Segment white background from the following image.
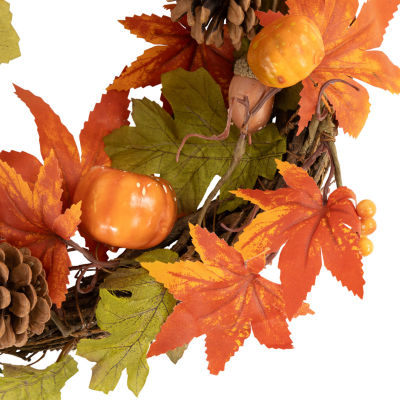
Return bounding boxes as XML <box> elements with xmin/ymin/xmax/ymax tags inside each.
<box><xmin>1</xmin><ymin>1</ymin><xmax>400</xmax><ymax>399</ymax></box>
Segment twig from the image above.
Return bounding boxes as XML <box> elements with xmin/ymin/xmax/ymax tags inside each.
<box><xmin>302</xmin><ymin>143</ymin><xmax>327</xmax><ymax>170</ymax></box>
<box><xmin>50</xmin><ymin>310</ymin><xmax>73</xmax><ymax>337</ymax></box>
<box><xmin>322</xmin><ymin>157</ymin><xmax>335</xmax><ymax>203</ymax></box>
<box><xmin>63</xmin><ymin>238</ymin><xmax>119</xmax><ymax>269</ymax></box>
<box><xmin>316</xmin><ymin>78</ymin><xmax>359</xmax><ymax>121</ymax></box>
<box><xmin>325</xmin><ymin>140</ymin><xmax>343</xmax><ymax>187</ymax></box>
<box><xmin>26</xmin><ymin>351</ymin><xmax>47</xmax><ymax>366</ymax></box>
<box><xmin>221</xmin><ymin>205</ymin><xmax>259</xmax><ymax>233</ymax></box>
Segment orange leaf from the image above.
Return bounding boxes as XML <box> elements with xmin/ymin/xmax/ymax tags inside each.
<box><xmin>11</xmin><ymin>86</ymin><xmax>129</xmax><ymax>260</ymax></box>
<box><xmin>233</xmin><ymin>160</ymin><xmax>364</xmax><ymax>319</ymax></box>
<box><xmin>0</xmin><ymin>151</ymin><xmax>81</xmax><ymax>306</ymax></box>
<box><xmin>283</xmin><ymin>0</ymin><xmax>400</xmax><ymax>136</ymax></box>
<box><xmin>0</xmin><ymin>150</ymin><xmax>41</xmax><ymax>187</ymax></box>
<box><xmin>141</xmin><ymin>224</ymin><xmax>311</xmax><ymax>375</ymax></box>
<box><xmin>13</xmin><ymin>85</ymin><xmax>82</xmax><ymax>204</ymax></box>
<box><xmin>108</xmin><ymin>14</ymin><xmax>234</xmax><ymax>103</ymax></box>
<box><xmin>80</xmin><ymin>90</ymin><xmax>130</xmax><ymax>177</ymax></box>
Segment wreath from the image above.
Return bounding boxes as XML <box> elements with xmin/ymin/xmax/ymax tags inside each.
<box><xmin>0</xmin><ymin>0</ymin><xmax>398</xmax><ymax>398</ymax></box>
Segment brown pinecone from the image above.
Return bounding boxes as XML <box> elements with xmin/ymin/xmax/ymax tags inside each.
<box><xmin>168</xmin><ymin>0</ymin><xmax>261</xmax><ymax>49</ymax></box>
<box><xmin>0</xmin><ymin>242</ymin><xmax>51</xmax><ymax>349</ymax></box>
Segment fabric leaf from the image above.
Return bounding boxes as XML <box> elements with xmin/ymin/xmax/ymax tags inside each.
<box><xmin>0</xmin><ymin>150</ymin><xmax>41</xmax><ymax>186</ymax></box>
<box><xmin>13</xmin><ymin>85</ymin><xmax>82</xmax><ymax>204</ymax></box>
<box><xmin>233</xmin><ymin>160</ymin><xmax>364</xmax><ymax>318</ymax></box>
<box><xmin>0</xmin><ymin>151</ymin><xmax>81</xmax><ymax>306</ymax></box>
<box><xmin>80</xmin><ymin>90</ymin><xmax>130</xmax><ymax>177</ymax></box>
<box><xmin>259</xmin><ymin>0</ymin><xmax>400</xmax><ymax>137</ymax></box>
<box><xmin>0</xmin><ymin>356</ymin><xmax>78</xmax><ymax>400</ymax></box>
<box><xmin>105</xmin><ymin>68</ymin><xmax>286</xmax><ymax>213</ymax></box>
<box><xmin>108</xmin><ymin>14</ymin><xmax>234</xmax><ymax>103</ymax></box>
<box><xmin>76</xmin><ymin>250</ymin><xmax>177</xmax><ymax>396</ymax></box>
<box><xmin>0</xmin><ymin>0</ymin><xmax>20</xmax><ymax>64</ymax></box>
<box><xmin>141</xmin><ymin>224</ymin><xmax>312</xmax><ymax>375</ymax></box>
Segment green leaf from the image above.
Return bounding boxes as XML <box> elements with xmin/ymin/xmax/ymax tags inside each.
<box><xmin>166</xmin><ymin>344</ymin><xmax>189</xmax><ymax>364</ymax></box>
<box><xmin>275</xmin><ymin>82</ymin><xmax>303</xmax><ymax>111</ymax></box>
<box><xmin>76</xmin><ymin>249</ymin><xmax>177</xmax><ymax>397</ymax></box>
<box><xmin>0</xmin><ymin>0</ymin><xmax>20</xmax><ymax>64</ymax></box>
<box><xmin>105</xmin><ymin>68</ymin><xmax>286</xmax><ymax>213</ymax></box>
<box><xmin>0</xmin><ymin>356</ymin><xmax>78</xmax><ymax>400</ymax></box>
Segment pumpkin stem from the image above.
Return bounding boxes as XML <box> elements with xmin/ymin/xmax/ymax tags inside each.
<box><xmin>316</xmin><ymin>78</ymin><xmax>359</xmax><ymax>121</ymax></box>
<box><xmin>175</xmin><ymin>97</ymin><xmax>237</xmax><ymax>162</ymax></box>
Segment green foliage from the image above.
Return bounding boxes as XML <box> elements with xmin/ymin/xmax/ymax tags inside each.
<box><xmin>105</xmin><ymin>68</ymin><xmax>286</xmax><ymax>213</ymax></box>
<box><xmin>0</xmin><ymin>356</ymin><xmax>78</xmax><ymax>400</ymax></box>
<box><xmin>275</xmin><ymin>82</ymin><xmax>303</xmax><ymax>111</ymax></box>
<box><xmin>166</xmin><ymin>344</ymin><xmax>189</xmax><ymax>364</ymax></box>
<box><xmin>76</xmin><ymin>250</ymin><xmax>178</xmax><ymax>397</ymax></box>
<box><xmin>0</xmin><ymin>0</ymin><xmax>20</xmax><ymax>64</ymax></box>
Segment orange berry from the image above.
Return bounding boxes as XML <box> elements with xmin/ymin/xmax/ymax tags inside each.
<box><xmin>361</xmin><ymin>218</ymin><xmax>376</xmax><ymax>235</ymax></box>
<box><xmin>359</xmin><ymin>236</ymin><xmax>373</xmax><ymax>257</ymax></box>
<box><xmin>356</xmin><ymin>199</ymin><xmax>376</xmax><ymax>219</ymax></box>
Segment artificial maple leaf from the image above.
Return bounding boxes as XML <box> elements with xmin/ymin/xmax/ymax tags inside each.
<box><xmin>9</xmin><ymin>85</ymin><xmax>129</xmax><ymax>260</ymax></box>
<box><xmin>0</xmin><ymin>151</ymin><xmax>81</xmax><ymax>307</ymax></box>
<box><xmin>13</xmin><ymin>85</ymin><xmax>130</xmax><ymax>207</ymax></box>
<box><xmin>233</xmin><ymin>160</ymin><xmax>364</xmax><ymax>319</ymax></box>
<box><xmin>0</xmin><ymin>150</ymin><xmax>41</xmax><ymax>187</ymax></box>
<box><xmin>258</xmin><ymin>0</ymin><xmax>400</xmax><ymax>137</ymax></box>
<box><xmin>108</xmin><ymin>14</ymin><xmax>234</xmax><ymax>104</ymax></box>
<box><xmin>0</xmin><ymin>0</ymin><xmax>20</xmax><ymax>64</ymax></box>
<box><xmin>0</xmin><ymin>356</ymin><xmax>78</xmax><ymax>400</ymax></box>
<box><xmin>105</xmin><ymin>68</ymin><xmax>285</xmax><ymax>214</ymax></box>
<box><xmin>140</xmin><ymin>224</ymin><xmax>312</xmax><ymax>375</ymax></box>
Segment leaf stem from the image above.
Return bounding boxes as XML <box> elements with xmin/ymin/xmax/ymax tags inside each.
<box><xmin>196</xmin><ymin>133</ymin><xmax>247</xmax><ymax>225</ymax></box>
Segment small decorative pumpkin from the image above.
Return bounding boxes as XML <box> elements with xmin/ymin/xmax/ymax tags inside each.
<box><xmin>247</xmin><ymin>15</ymin><xmax>325</xmax><ymax>88</ymax></box>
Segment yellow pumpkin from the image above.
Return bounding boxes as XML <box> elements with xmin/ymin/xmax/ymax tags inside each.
<box><xmin>247</xmin><ymin>15</ymin><xmax>325</xmax><ymax>88</ymax></box>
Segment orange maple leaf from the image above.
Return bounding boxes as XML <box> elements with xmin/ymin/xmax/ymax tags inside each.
<box><xmin>108</xmin><ymin>14</ymin><xmax>234</xmax><ymax>104</ymax></box>
<box><xmin>0</xmin><ymin>86</ymin><xmax>129</xmax><ymax>303</ymax></box>
<box><xmin>141</xmin><ymin>224</ymin><xmax>312</xmax><ymax>375</ymax></box>
<box><xmin>10</xmin><ymin>85</ymin><xmax>130</xmax><ymax>207</ymax></box>
<box><xmin>233</xmin><ymin>160</ymin><xmax>364</xmax><ymax>319</ymax></box>
<box><xmin>0</xmin><ymin>151</ymin><xmax>81</xmax><ymax>307</ymax></box>
<box><xmin>258</xmin><ymin>0</ymin><xmax>400</xmax><ymax>137</ymax></box>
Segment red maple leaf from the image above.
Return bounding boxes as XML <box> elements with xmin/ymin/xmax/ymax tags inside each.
<box><xmin>108</xmin><ymin>14</ymin><xmax>234</xmax><ymax>104</ymax></box>
<box><xmin>233</xmin><ymin>160</ymin><xmax>364</xmax><ymax>318</ymax></box>
<box><xmin>0</xmin><ymin>86</ymin><xmax>129</xmax><ymax>304</ymax></box>
<box><xmin>140</xmin><ymin>224</ymin><xmax>312</xmax><ymax>375</ymax></box>
<box><xmin>258</xmin><ymin>0</ymin><xmax>400</xmax><ymax>137</ymax></box>
<box><xmin>0</xmin><ymin>151</ymin><xmax>81</xmax><ymax>307</ymax></box>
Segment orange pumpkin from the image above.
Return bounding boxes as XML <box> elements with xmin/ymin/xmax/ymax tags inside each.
<box><xmin>247</xmin><ymin>15</ymin><xmax>325</xmax><ymax>88</ymax></box>
<box><xmin>73</xmin><ymin>166</ymin><xmax>177</xmax><ymax>249</ymax></box>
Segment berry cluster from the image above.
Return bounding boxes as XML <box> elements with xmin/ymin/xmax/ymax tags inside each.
<box><xmin>356</xmin><ymin>200</ymin><xmax>376</xmax><ymax>256</ymax></box>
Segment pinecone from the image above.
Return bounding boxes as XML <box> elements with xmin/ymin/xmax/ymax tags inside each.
<box><xmin>168</xmin><ymin>0</ymin><xmax>261</xmax><ymax>49</ymax></box>
<box><xmin>0</xmin><ymin>242</ymin><xmax>52</xmax><ymax>349</ymax></box>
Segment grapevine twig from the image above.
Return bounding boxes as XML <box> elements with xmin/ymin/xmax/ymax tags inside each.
<box><xmin>325</xmin><ymin>140</ymin><xmax>343</xmax><ymax>187</ymax></box>
<box><xmin>221</xmin><ymin>205</ymin><xmax>259</xmax><ymax>233</ymax></box>
<box><xmin>302</xmin><ymin>143</ymin><xmax>327</xmax><ymax>170</ymax></box>
<box><xmin>316</xmin><ymin>78</ymin><xmax>359</xmax><ymax>121</ymax></box>
<box><xmin>63</xmin><ymin>238</ymin><xmax>119</xmax><ymax>269</ymax></box>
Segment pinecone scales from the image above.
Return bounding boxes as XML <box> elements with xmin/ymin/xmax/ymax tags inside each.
<box><xmin>168</xmin><ymin>0</ymin><xmax>261</xmax><ymax>49</ymax></box>
<box><xmin>0</xmin><ymin>243</ymin><xmax>52</xmax><ymax>349</ymax></box>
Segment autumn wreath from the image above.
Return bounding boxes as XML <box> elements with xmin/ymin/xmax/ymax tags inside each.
<box><xmin>0</xmin><ymin>0</ymin><xmax>398</xmax><ymax>397</ymax></box>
